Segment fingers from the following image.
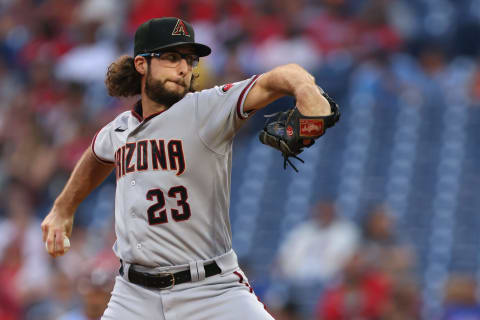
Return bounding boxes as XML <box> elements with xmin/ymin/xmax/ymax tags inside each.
<box><xmin>45</xmin><ymin>229</ymin><xmax>55</xmax><ymax>257</ymax></box>
<box><xmin>45</xmin><ymin>229</ymin><xmax>68</xmax><ymax>258</ymax></box>
<box><xmin>41</xmin><ymin>222</ymin><xmax>47</xmax><ymax>243</ymax></box>
<box><xmin>42</xmin><ymin>216</ymin><xmax>55</xmax><ymax>257</ymax></box>
<box><xmin>41</xmin><ymin>209</ymin><xmax>73</xmax><ymax>257</ymax></box>
<box><xmin>54</xmin><ymin>230</ymin><xmax>65</xmax><ymax>256</ymax></box>
<box><xmin>66</xmin><ymin>224</ymin><xmax>73</xmax><ymax>238</ymax></box>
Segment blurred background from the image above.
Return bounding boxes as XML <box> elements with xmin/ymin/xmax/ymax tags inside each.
<box><xmin>1</xmin><ymin>0</ymin><xmax>480</xmax><ymax>319</ymax></box>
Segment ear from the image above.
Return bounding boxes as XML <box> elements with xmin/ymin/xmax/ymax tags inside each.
<box><xmin>134</xmin><ymin>56</ymin><xmax>147</xmax><ymax>75</ymax></box>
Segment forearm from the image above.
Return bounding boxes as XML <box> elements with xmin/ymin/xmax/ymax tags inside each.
<box><xmin>54</xmin><ymin>148</ymin><xmax>114</xmax><ymax>214</ymax></box>
<box><xmin>245</xmin><ymin>64</ymin><xmax>331</xmax><ymax>116</ymax></box>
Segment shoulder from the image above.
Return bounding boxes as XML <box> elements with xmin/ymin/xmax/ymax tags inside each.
<box><xmin>104</xmin><ymin>110</ymin><xmax>132</xmax><ymax>129</ymax></box>
<box><xmin>333</xmin><ymin>219</ymin><xmax>359</xmax><ymax>232</ymax></box>
<box><xmin>181</xmin><ymin>91</ymin><xmax>197</xmax><ymax>103</ymax></box>
<box><xmin>191</xmin><ymin>86</ymin><xmax>222</xmax><ymax>98</ymax></box>
<box><xmin>195</xmin><ymin>76</ymin><xmax>259</xmax><ymax>98</ymax></box>
<box><xmin>93</xmin><ymin>110</ymin><xmax>132</xmax><ymax>138</ymax></box>
<box><xmin>285</xmin><ymin>222</ymin><xmax>316</xmax><ymax>238</ymax></box>
<box><xmin>114</xmin><ymin>110</ymin><xmax>133</xmax><ymax>123</ymax></box>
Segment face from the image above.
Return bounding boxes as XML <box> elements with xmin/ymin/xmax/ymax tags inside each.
<box><xmin>368</xmin><ymin>210</ymin><xmax>392</xmax><ymax>239</ymax></box>
<box><xmin>312</xmin><ymin>202</ymin><xmax>336</xmax><ymax>227</ymax></box>
<box><xmin>144</xmin><ymin>45</ymin><xmax>197</xmax><ymax>107</ymax></box>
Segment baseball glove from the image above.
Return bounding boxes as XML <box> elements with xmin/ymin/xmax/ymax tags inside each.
<box><xmin>258</xmin><ymin>88</ymin><xmax>340</xmax><ymax>172</ymax></box>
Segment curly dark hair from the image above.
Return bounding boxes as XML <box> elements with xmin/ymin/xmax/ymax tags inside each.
<box><xmin>105</xmin><ymin>55</ymin><xmax>199</xmax><ymax>97</ymax></box>
<box><xmin>105</xmin><ymin>55</ymin><xmax>141</xmax><ymax>97</ymax></box>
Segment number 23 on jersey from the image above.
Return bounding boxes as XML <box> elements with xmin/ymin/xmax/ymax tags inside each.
<box><xmin>146</xmin><ymin>186</ymin><xmax>191</xmax><ymax>225</ymax></box>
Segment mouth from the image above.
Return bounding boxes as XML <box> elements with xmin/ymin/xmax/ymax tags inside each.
<box><xmin>167</xmin><ymin>80</ymin><xmax>186</xmax><ymax>88</ymax></box>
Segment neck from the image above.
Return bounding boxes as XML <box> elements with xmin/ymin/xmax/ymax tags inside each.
<box><xmin>140</xmin><ymin>91</ymin><xmax>168</xmax><ymax>119</ymax></box>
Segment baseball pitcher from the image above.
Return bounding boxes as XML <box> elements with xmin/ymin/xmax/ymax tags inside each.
<box><xmin>41</xmin><ymin>17</ymin><xmax>340</xmax><ymax>320</ymax></box>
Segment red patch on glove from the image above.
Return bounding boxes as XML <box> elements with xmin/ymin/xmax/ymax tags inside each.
<box><xmin>300</xmin><ymin>119</ymin><xmax>324</xmax><ymax>137</ymax></box>
<box><xmin>286</xmin><ymin>126</ymin><xmax>294</xmax><ymax>136</ymax></box>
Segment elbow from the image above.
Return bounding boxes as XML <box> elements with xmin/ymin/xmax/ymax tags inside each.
<box><xmin>255</xmin><ymin>63</ymin><xmax>317</xmax><ymax>102</ymax></box>
<box><xmin>277</xmin><ymin>63</ymin><xmax>316</xmax><ymax>84</ymax></box>
<box><xmin>281</xmin><ymin>63</ymin><xmax>304</xmax><ymax>71</ymax></box>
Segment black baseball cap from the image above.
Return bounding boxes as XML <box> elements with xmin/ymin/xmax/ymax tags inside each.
<box><xmin>134</xmin><ymin>17</ymin><xmax>211</xmax><ymax>57</ymax></box>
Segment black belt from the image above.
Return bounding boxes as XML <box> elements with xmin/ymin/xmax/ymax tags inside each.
<box><xmin>119</xmin><ymin>260</ymin><xmax>221</xmax><ymax>289</ymax></box>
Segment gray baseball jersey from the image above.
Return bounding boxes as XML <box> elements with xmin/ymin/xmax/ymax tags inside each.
<box><xmin>92</xmin><ymin>75</ymin><xmax>260</xmax><ymax>268</ymax></box>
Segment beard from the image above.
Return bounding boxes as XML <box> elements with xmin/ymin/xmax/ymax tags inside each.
<box><xmin>144</xmin><ymin>69</ymin><xmax>188</xmax><ymax>108</ymax></box>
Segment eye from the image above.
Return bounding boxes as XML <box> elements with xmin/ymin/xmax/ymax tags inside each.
<box><xmin>186</xmin><ymin>55</ymin><xmax>199</xmax><ymax>67</ymax></box>
<box><xmin>161</xmin><ymin>53</ymin><xmax>181</xmax><ymax>62</ymax></box>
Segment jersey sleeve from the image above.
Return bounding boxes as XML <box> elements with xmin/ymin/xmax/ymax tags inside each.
<box><xmin>195</xmin><ymin>74</ymin><xmax>261</xmax><ymax>154</ymax></box>
<box><xmin>91</xmin><ymin>122</ymin><xmax>115</xmax><ymax>164</ymax></box>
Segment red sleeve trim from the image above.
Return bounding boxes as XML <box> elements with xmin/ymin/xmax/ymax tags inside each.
<box><xmin>91</xmin><ymin>131</ymin><xmax>115</xmax><ymax>164</ymax></box>
<box><xmin>236</xmin><ymin>74</ymin><xmax>260</xmax><ymax>120</ymax></box>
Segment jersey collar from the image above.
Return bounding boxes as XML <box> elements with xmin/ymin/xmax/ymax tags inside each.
<box><xmin>131</xmin><ymin>100</ymin><xmax>143</xmax><ymax>122</ymax></box>
<box><xmin>131</xmin><ymin>99</ymin><xmax>168</xmax><ymax>123</ymax></box>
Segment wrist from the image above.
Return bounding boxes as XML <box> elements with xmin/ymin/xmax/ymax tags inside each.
<box><xmin>295</xmin><ymin>85</ymin><xmax>330</xmax><ymax>116</ymax></box>
<box><xmin>53</xmin><ymin>197</ymin><xmax>78</xmax><ymax>216</ymax></box>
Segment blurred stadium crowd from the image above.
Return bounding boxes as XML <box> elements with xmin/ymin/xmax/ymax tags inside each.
<box><xmin>1</xmin><ymin>0</ymin><xmax>480</xmax><ymax>319</ymax></box>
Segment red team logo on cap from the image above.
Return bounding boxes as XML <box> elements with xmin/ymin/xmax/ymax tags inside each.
<box><xmin>300</xmin><ymin>119</ymin><xmax>324</xmax><ymax>137</ymax></box>
<box><xmin>222</xmin><ymin>83</ymin><xmax>233</xmax><ymax>92</ymax></box>
<box><xmin>172</xmin><ymin>19</ymin><xmax>190</xmax><ymax>37</ymax></box>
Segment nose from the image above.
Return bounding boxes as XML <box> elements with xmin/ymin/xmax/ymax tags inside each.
<box><xmin>177</xmin><ymin>58</ymin><xmax>189</xmax><ymax>75</ymax></box>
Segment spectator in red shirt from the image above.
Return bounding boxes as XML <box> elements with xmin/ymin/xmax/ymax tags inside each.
<box><xmin>315</xmin><ymin>248</ymin><xmax>391</xmax><ymax>320</ymax></box>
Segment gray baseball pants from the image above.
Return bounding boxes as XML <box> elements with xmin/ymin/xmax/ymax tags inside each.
<box><xmin>101</xmin><ymin>251</ymin><xmax>274</xmax><ymax>320</ymax></box>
